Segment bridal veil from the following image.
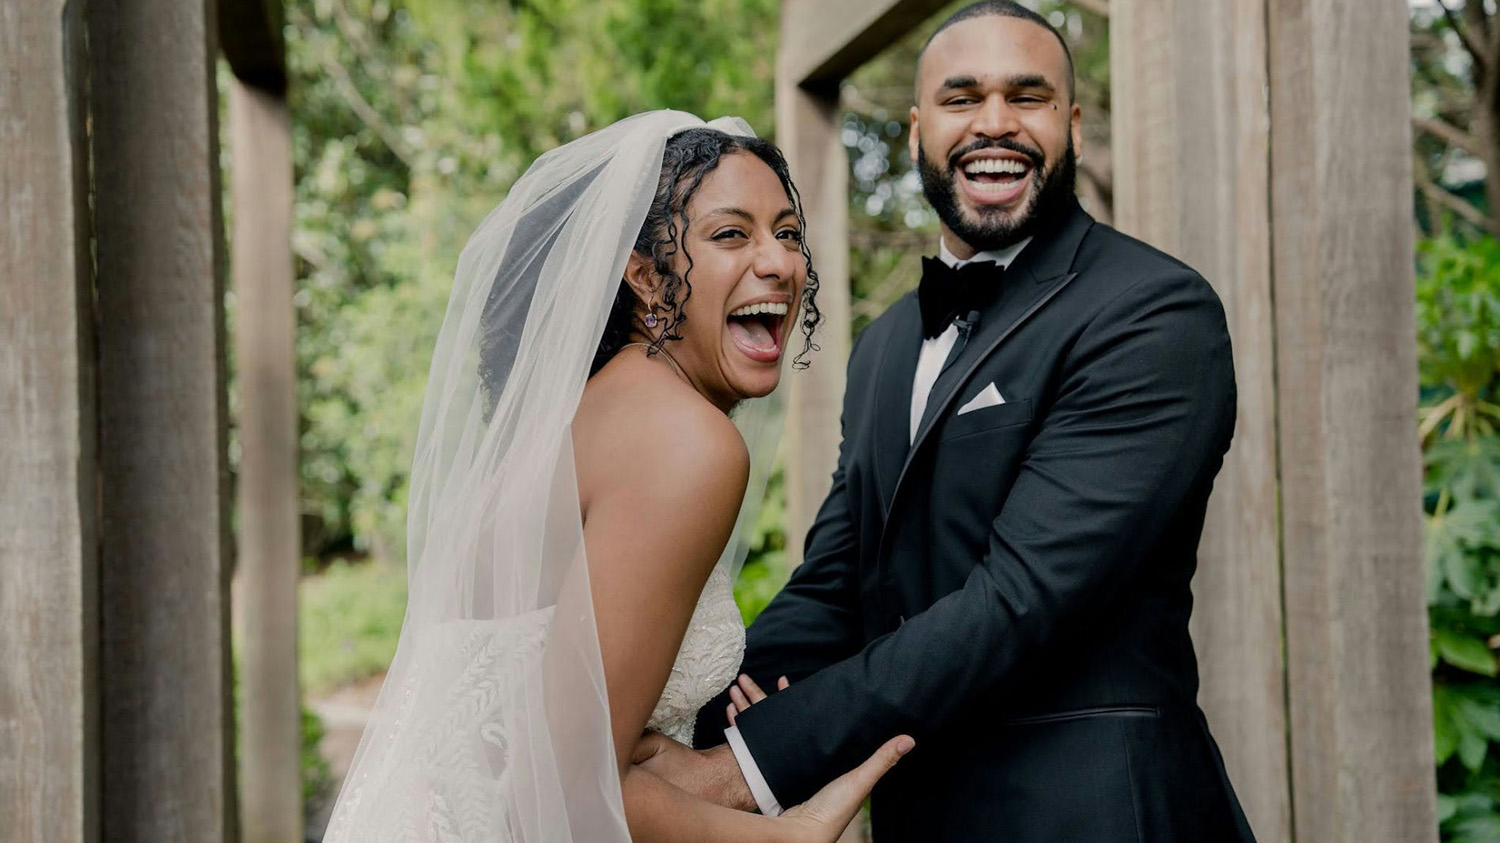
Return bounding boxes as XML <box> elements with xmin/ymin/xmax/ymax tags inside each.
<box><xmin>323</xmin><ymin>111</ymin><xmax>786</xmax><ymax>842</ymax></box>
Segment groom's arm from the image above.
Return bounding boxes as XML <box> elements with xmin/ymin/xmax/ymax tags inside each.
<box><xmin>730</xmin><ymin>270</ymin><xmax>1237</xmax><ymax>807</ymax></box>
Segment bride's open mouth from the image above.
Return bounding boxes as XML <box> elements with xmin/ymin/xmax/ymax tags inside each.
<box><xmin>726</xmin><ymin>300</ymin><xmax>789</xmax><ymax>364</ymax></box>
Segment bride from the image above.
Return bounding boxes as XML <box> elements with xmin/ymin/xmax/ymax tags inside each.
<box><xmin>322</xmin><ymin>111</ymin><xmax>912</xmax><ymax>843</ymax></box>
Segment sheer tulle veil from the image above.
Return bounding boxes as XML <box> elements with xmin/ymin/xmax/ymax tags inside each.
<box><xmin>322</xmin><ymin>111</ymin><xmax>788</xmax><ymax>842</ymax></box>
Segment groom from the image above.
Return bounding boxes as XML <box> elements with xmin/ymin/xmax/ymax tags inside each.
<box><xmin>638</xmin><ymin>3</ymin><xmax>1254</xmax><ymax>840</ymax></box>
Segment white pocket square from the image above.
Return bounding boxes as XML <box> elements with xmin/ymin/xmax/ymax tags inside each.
<box><xmin>956</xmin><ymin>382</ymin><xmax>1006</xmax><ymax>416</ymax></box>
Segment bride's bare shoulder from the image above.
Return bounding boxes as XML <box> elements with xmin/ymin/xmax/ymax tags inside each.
<box><xmin>573</xmin><ymin>356</ymin><xmax>750</xmax><ymax>517</ymax></box>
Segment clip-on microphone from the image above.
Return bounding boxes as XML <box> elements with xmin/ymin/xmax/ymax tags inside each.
<box><xmin>943</xmin><ymin>310</ymin><xmax>982</xmax><ymax>372</ymax></box>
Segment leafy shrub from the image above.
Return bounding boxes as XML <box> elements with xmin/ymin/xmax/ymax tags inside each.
<box><xmin>734</xmin><ymin>467</ymin><xmax>790</xmax><ymax>624</ymax></box>
<box><xmin>1418</xmin><ymin>234</ymin><xmax>1500</xmax><ymax>842</ymax></box>
<box><xmin>301</xmin><ymin>703</ymin><xmax>334</xmax><ymax>815</ymax></box>
<box><xmin>299</xmin><ymin>560</ymin><xmax>408</xmax><ymax>695</ymax></box>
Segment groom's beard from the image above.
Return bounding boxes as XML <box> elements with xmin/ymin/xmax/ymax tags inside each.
<box><xmin>918</xmin><ymin>135</ymin><xmax>1077</xmax><ymax>252</ymax></box>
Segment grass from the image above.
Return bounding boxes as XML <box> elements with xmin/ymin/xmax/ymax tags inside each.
<box><xmin>299</xmin><ymin>559</ymin><xmax>408</xmax><ymax>695</ymax></box>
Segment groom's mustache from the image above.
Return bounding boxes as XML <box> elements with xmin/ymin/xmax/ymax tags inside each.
<box><xmin>945</xmin><ymin>138</ymin><xmax>1046</xmax><ymax>173</ymax></box>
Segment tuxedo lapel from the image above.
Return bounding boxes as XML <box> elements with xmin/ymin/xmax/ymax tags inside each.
<box><xmin>895</xmin><ymin>198</ymin><xmax>1094</xmax><ymax>512</ymax></box>
<box><xmin>911</xmin><ymin>269</ymin><xmax>1076</xmax><ymax>443</ymax></box>
<box><xmin>871</xmin><ymin>296</ymin><xmax>922</xmax><ymax>515</ymax></box>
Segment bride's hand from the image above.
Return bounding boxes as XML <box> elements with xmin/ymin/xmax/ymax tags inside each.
<box><xmin>725</xmin><ymin>673</ymin><xmax>790</xmax><ymax>726</ymax></box>
<box><xmin>776</xmin><ymin>735</ymin><xmax>915</xmax><ymax>843</ymax></box>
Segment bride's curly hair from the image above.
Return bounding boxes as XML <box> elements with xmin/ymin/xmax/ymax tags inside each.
<box><xmin>589</xmin><ymin>128</ymin><xmax>822</xmax><ymax>376</ymax></box>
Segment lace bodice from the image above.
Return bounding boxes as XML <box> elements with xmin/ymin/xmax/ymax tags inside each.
<box><xmin>645</xmin><ymin>561</ymin><xmax>746</xmax><ymax>746</ymax></box>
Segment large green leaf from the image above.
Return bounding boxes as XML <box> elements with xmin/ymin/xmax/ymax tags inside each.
<box><xmin>1449</xmin><ymin>812</ymin><xmax>1500</xmax><ymax>843</ymax></box>
<box><xmin>1439</xmin><ymin>792</ymin><xmax>1460</xmax><ymax>824</ymax></box>
<box><xmin>1427</xmin><ymin>438</ymin><xmax>1500</xmax><ymax>503</ymax></box>
<box><xmin>1437</xmin><ymin>683</ymin><xmax>1500</xmax><ymax>772</ymax></box>
<box><xmin>1427</xmin><ymin>499</ymin><xmax>1500</xmax><ymax>611</ymax></box>
<box><xmin>1437</xmin><ymin>627</ymin><xmax>1500</xmax><ymax>677</ymax></box>
<box><xmin>1438</xmin><ymin>684</ymin><xmax>1463</xmax><ymax>764</ymax></box>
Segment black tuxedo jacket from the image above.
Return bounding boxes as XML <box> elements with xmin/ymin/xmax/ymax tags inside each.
<box><xmin>696</xmin><ymin>199</ymin><xmax>1255</xmax><ymax>842</ymax></box>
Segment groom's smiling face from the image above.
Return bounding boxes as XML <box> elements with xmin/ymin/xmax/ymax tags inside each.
<box><xmin>910</xmin><ymin>14</ymin><xmax>1083</xmax><ymax>258</ymax></box>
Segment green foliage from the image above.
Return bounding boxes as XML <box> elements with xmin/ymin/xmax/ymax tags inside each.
<box><xmin>734</xmin><ymin>467</ymin><xmax>790</xmax><ymax>624</ymax></box>
<box><xmin>1420</xmin><ymin>233</ymin><xmax>1500</xmax><ymax>841</ymax></box>
<box><xmin>1419</xmin><ymin>235</ymin><xmax>1500</xmax><ymax>411</ymax></box>
<box><xmin>286</xmin><ymin>0</ymin><xmax>781</xmax><ymax>563</ymax></box>
<box><xmin>299</xmin><ymin>560</ymin><xmax>408</xmax><ymax>694</ymax></box>
<box><xmin>301</xmin><ymin>703</ymin><xmax>335</xmax><ymax>810</ymax></box>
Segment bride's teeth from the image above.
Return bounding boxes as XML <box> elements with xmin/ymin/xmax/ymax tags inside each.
<box><xmin>729</xmin><ymin>302</ymin><xmax>790</xmax><ymax>318</ymax></box>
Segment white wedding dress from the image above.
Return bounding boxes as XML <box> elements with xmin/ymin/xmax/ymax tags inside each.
<box><xmin>325</xmin><ymin>561</ymin><xmax>746</xmax><ymax>843</ymax></box>
<box><xmin>645</xmin><ymin>560</ymin><xmax>747</xmax><ymax>746</ymax></box>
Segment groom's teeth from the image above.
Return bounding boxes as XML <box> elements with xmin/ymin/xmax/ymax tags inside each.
<box><xmin>729</xmin><ymin>302</ymin><xmax>790</xmax><ymax>318</ymax></box>
<box><xmin>963</xmin><ymin>158</ymin><xmax>1028</xmax><ymax>176</ymax></box>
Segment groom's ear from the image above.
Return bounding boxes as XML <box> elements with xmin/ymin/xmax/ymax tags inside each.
<box><xmin>908</xmin><ymin>105</ymin><xmax>921</xmax><ymax>165</ymax></box>
<box><xmin>622</xmin><ymin>250</ymin><xmax>660</xmax><ymax>302</ymax></box>
<box><xmin>1070</xmin><ymin>102</ymin><xmax>1084</xmax><ymax>163</ymax></box>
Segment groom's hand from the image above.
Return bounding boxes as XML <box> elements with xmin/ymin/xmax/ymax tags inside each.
<box><xmin>632</xmin><ymin>733</ymin><xmax>757</xmax><ymax>812</ymax></box>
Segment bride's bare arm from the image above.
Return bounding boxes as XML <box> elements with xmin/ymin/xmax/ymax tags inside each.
<box><xmin>575</xmin><ymin>380</ymin><xmax>909</xmax><ymax>842</ymax></box>
<box><xmin>577</xmin><ymin>394</ymin><xmax>749</xmax><ymax>780</ymax></box>
<box><xmin>576</xmin><ymin>391</ymin><xmax>786</xmax><ymax>840</ymax></box>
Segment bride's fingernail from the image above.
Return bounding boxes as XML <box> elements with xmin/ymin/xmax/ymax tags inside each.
<box><xmin>895</xmin><ymin>736</ymin><xmax>915</xmax><ymax>756</ymax></box>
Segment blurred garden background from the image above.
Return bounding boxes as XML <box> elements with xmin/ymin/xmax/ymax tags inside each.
<box><xmin>241</xmin><ymin>1</ymin><xmax>1497</xmax><ymax>838</ymax></box>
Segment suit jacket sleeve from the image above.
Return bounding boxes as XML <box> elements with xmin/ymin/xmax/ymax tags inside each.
<box><xmin>692</xmin><ymin>332</ymin><xmax>871</xmax><ymax>749</ymax></box>
<box><xmin>730</xmin><ymin>269</ymin><xmax>1237</xmax><ymax>804</ymax></box>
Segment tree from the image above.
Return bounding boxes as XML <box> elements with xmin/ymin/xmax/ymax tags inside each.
<box><xmin>284</xmin><ymin>0</ymin><xmax>780</xmax><ymax>561</ymax></box>
<box><xmin>1412</xmin><ymin>0</ymin><xmax>1499</xmax><ymax>234</ymax></box>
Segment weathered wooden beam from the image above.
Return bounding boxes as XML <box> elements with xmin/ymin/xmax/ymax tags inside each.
<box><xmin>88</xmin><ymin>0</ymin><xmax>237</xmax><ymax>839</ymax></box>
<box><xmin>1269</xmin><ymin>0</ymin><xmax>1435</xmax><ymax>840</ymax></box>
<box><xmin>778</xmin><ymin>43</ymin><xmax>851</xmax><ymax>569</ymax></box>
<box><xmin>230</xmin><ymin>78</ymin><xmax>302</xmax><ymax>843</ymax></box>
<box><xmin>220</xmin><ymin>0</ymin><xmax>287</xmax><ymax>94</ymax></box>
<box><xmin>782</xmin><ymin>0</ymin><xmax>953</xmax><ymax>90</ymax></box>
<box><xmin>0</xmin><ymin>1</ymin><xmax>99</xmax><ymax>840</ymax></box>
<box><xmin>1110</xmin><ymin>1</ymin><xmax>1288</xmax><ymax>839</ymax></box>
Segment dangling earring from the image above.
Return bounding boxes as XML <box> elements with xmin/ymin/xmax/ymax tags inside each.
<box><xmin>644</xmin><ymin>299</ymin><xmax>659</xmax><ymax>329</ymax></box>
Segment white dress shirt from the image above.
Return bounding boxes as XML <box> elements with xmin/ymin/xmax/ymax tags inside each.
<box><xmin>725</xmin><ymin>235</ymin><xmax>1031</xmax><ymax>816</ymax></box>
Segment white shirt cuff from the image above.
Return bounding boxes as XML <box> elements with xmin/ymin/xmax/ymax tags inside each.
<box><xmin>724</xmin><ymin>725</ymin><xmax>784</xmax><ymax>816</ymax></box>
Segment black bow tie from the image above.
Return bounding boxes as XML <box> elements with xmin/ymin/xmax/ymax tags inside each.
<box><xmin>918</xmin><ymin>256</ymin><xmax>1003</xmax><ymax>339</ymax></box>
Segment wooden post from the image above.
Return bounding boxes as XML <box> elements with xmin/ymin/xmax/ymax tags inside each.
<box><xmin>88</xmin><ymin>0</ymin><xmax>237</xmax><ymax>838</ymax></box>
<box><xmin>0</xmin><ymin>1</ymin><xmax>99</xmax><ymax>840</ymax></box>
<box><xmin>1269</xmin><ymin>0</ymin><xmax>1435</xmax><ymax>840</ymax></box>
<box><xmin>777</xmin><ymin>0</ymin><xmax>948</xmax><ymax>566</ymax></box>
<box><xmin>778</xmin><ymin>78</ymin><xmax>850</xmax><ymax>567</ymax></box>
<box><xmin>230</xmin><ymin>78</ymin><xmax>302</xmax><ymax>843</ymax></box>
<box><xmin>1111</xmin><ymin>1</ymin><xmax>1288</xmax><ymax>839</ymax></box>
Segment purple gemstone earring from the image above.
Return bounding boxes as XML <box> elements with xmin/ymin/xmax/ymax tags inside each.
<box><xmin>645</xmin><ymin>312</ymin><xmax>659</xmax><ymax>329</ymax></box>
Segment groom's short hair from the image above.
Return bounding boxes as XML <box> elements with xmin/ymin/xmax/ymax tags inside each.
<box><xmin>918</xmin><ymin>1</ymin><xmax>1077</xmax><ymax>102</ymax></box>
